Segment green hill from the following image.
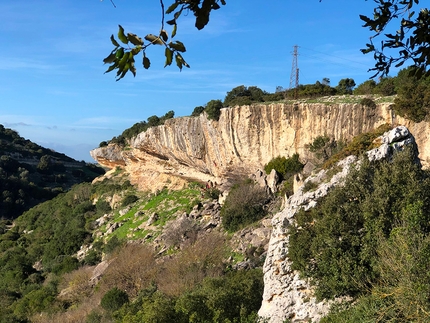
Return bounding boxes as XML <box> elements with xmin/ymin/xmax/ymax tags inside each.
<box><xmin>0</xmin><ymin>125</ymin><xmax>105</xmax><ymax>220</ymax></box>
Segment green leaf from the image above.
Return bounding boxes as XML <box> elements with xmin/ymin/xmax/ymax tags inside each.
<box><xmin>104</xmin><ymin>63</ymin><xmax>118</xmax><ymax>74</ymax></box>
<box><xmin>169</xmin><ymin>40</ymin><xmax>186</xmax><ymax>52</ymax></box>
<box><xmin>118</xmin><ymin>25</ymin><xmax>129</xmax><ymax>45</ymax></box>
<box><xmin>110</xmin><ymin>34</ymin><xmax>120</xmax><ymax>47</ymax></box>
<box><xmin>116</xmin><ymin>65</ymin><xmax>129</xmax><ymax>81</ymax></box>
<box><xmin>115</xmin><ymin>47</ymin><xmax>124</xmax><ymax>59</ymax></box>
<box><xmin>160</xmin><ymin>30</ymin><xmax>168</xmax><ymax>42</ymax></box>
<box><xmin>144</xmin><ymin>34</ymin><xmax>163</xmax><ymax>45</ymax></box>
<box><xmin>130</xmin><ymin>62</ymin><xmax>136</xmax><ymax>77</ymax></box>
<box><xmin>118</xmin><ymin>51</ymin><xmax>130</xmax><ymax>69</ymax></box>
<box><xmin>103</xmin><ymin>52</ymin><xmax>116</xmax><ymax>64</ymax></box>
<box><xmin>165</xmin><ymin>48</ymin><xmax>173</xmax><ymax>67</ymax></box>
<box><xmin>174</xmin><ymin>8</ymin><xmax>183</xmax><ymax>20</ymax></box>
<box><xmin>131</xmin><ymin>46</ymin><xmax>142</xmax><ymax>55</ymax></box>
<box><xmin>143</xmin><ymin>54</ymin><xmax>151</xmax><ymax>69</ymax></box>
<box><xmin>166</xmin><ymin>2</ymin><xmax>179</xmax><ymax>14</ymax></box>
<box><xmin>166</xmin><ymin>19</ymin><xmax>176</xmax><ymax>25</ymax></box>
<box><xmin>175</xmin><ymin>54</ymin><xmax>183</xmax><ymax>71</ymax></box>
<box><xmin>172</xmin><ymin>24</ymin><xmax>177</xmax><ymax>38</ymax></box>
<box><xmin>127</xmin><ymin>33</ymin><xmax>143</xmax><ymax>46</ymax></box>
<box><xmin>175</xmin><ymin>53</ymin><xmax>189</xmax><ymax>71</ymax></box>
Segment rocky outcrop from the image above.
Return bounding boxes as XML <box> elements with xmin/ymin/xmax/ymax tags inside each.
<box><xmin>258</xmin><ymin>126</ymin><xmax>418</xmax><ymax>322</ymax></box>
<box><xmin>91</xmin><ymin>101</ymin><xmax>430</xmax><ymax>192</ymax></box>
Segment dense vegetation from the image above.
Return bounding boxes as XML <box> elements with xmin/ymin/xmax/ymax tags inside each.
<box><xmin>289</xmin><ymin>147</ymin><xmax>430</xmax><ymax>321</ymax></box>
<box><xmin>0</xmin><ymin>166</ymin><xmax>268</xmax><ymax>323</ymax></box>
<box><xmin>0</xmin><ymin>125</ymin><xmax>104</xmax><ymax>220</ymax></box>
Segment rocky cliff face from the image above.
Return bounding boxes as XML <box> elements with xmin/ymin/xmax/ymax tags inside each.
<box><xmin>91</xmin><ymin>101</ymin><xmax>429</xmax><ymax>191</ymax></box>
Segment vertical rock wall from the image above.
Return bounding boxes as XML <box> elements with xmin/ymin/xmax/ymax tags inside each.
<box><xmin>91</xmin><ymin>101</ymin><xmax>430</xmax><ymax>191</ymax></box>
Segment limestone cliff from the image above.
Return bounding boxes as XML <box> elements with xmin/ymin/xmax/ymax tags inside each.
<box><xmin>91</xmin><ymin>101</ymin><xmax>429</xmax><ymax>191</ymax></box>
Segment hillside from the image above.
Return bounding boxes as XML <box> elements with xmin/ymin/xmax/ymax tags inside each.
<box><xmin>0</xmin><ymin>125</ymin><xmax>105</xmax><ymax>219</ymax></box>
<box><xmin>2</xmin><ymin>97</ymin><xmax>430</xmax><ymax>323</ymax></box>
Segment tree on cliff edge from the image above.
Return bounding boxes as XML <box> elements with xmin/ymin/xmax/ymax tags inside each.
<box><xmin>103</xmin><ymin>1</ymin><xmax>429</xmax><ymax>80</ymax></box>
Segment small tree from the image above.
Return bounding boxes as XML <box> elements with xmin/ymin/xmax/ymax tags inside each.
<box><xmin>264</xmin><ymin>154</ymin><xmax>304</xmax><ymax>180</ymax></box>
<box><xmin>100</xmin><ymin>287</ymin><xmax>129</xmax><ymax>312</ymax></box>
<box><xmin>205</xmin><ymin>99</ymin><xmax>223</xmax><ymax>121</ymax></box>
<box><xmin>37</xmin><ymin>155</ymin><xmax>52</xmax><ymax>174</ymax></box>
<box><xmin>191</xmin><ymin>105</ymin><xmax>205</xmax><ymax>117</ymax></box>
<box><xmin>336</xmin><ymin>78</ymin><xmax>356</xmax><ymax>95</ymax></box>
<box><xmin>354</xmin><ymin>79</ymin><xmax>377</xmax><ymax>95</ymax></box>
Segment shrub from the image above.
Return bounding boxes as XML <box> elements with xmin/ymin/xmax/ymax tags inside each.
<box><xmin>100</xmin><ymin>287</ymin><xmax>129</xmax><ymax>312</ymax></box>
<box><xmin>204</xmin><ymin>187</ymin><xmax>220</xmax><ymax>200</ymax></box>
<box><xmin>100</xmin><ymin>243</ymin><xmax>156</xmax><ymax>298</ymax></box>
<box><xmin>205</xmin><ymin>99</ymin><xmax>223</xmax><ymax>121</ymax></box>
<box><xmin>157</xmin><ymin>232</ymin><xmax>226</xmax><ymax>296</ymax></box>
<box><xmin>264</xmin><ymin>154</ymin><xmax>304</xmax><ymax>180</ymax></box>
<box><xmin>103</xmin><ymin>236</ymin><xmax>123</xmax><ymax>254</ymax></box>
<box><xmin>191</xmin><ymin>106</ymin><xmax>205</xmax><ymax>117</ymax></box>
<box><xmin>95</xmin><ymin>199</ymin><xmax>111</xmax><ymax>214</ymax></box>
<box><xmin>289</xmin><ymin>148</ymin><xmax>430</xmax><ymax>301</ymax></box>
<box><xmin>99</xmin><ymin>141</ymin><xmax>108</xmax><ymax>148</ymax></box>
<box><xmin>360</xmin><ymin>97</ymin><xmax>377</xmax><ymax>109</ymax></box>
<box><xmin>393</xmin><ymin>66</ymin><xmax>430</xmax><ymax>122</ymax></box>
<box><xmin>175</xmin><ymin>269</ymin><xmax>264</xmax><ymax>322</ymax></box>
<box><xmin>51</xmin><ymin>256</ymin><xmax>80</xmax><ymax>275</ymax></box>
<box><xmin>221</xmin><ymin>180</ymin><xmax>268</xmax><ymax>232</ymax></box>
<box><xmin>302</xmin><ymin>180</ymin><xmax>318</xmax><ymax>193</ymax></box>
<box><xmin>86</xmin><ymin>310</ymin><xmax>103</xmax><ymax>323</ymax></box>
<box><xmin>121</xmin><ymin>194</ymin><xmax>138</xmax><ymax>207</ymax></box>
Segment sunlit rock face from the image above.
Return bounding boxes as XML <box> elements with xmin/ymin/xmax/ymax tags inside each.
<box><xmin>89</xmin><ymin>101</ymin><xmax>430</xmax><ymax>192</ymax></box>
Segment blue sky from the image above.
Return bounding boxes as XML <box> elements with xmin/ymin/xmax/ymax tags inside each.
<box><xmin>1</xmin><ymin>0</ymin><xmax>395</xmax><ymax>162</ymax></box>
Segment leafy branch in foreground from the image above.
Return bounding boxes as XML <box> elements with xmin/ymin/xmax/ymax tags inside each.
<box><xmin>103</xmin><ymin>0</ymin><xmax>226</xmax><ymax>80</ymax></box>
<box><xmin>360</xmin><ymin>0</ymin><xmax>430</xmax><ymax>78</ymax></box>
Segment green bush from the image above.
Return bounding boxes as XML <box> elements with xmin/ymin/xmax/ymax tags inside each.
<box><xmin>99</xmin><ymin>141</ymin><xmax>108</xmax><ymax>148</ymax></box>
<box><xmin>104</xmin><ymin>236</ymin><xmax>123</xmax><ymax>254</ymax></box>
<box><xmin>121</xmin><ymin>194</ymin><xmax>138</xmax><ymax>207</ymax></box>
<box><xmin>393</xmin><ymin>66</ymin><xmax>430</xmax><ymax>122</ymax></box>
<box><xmin>100</xmin><ymin>287</ymin><xmax>129</xmax><ymax>312</ymax></box>
<box><xmin>175</xmin><ymin>269</ymin><xmax>264</xmax><ymax>322</ymax></box>
<box><xmin>204</xmin><ymin>187</ymin><xmax>220</xmax><ymax>200</ymax></box>
<box><xmin>220</xmin><ymin>180</ymin><xmax>268</xmax><ymax>232</ymax></box>
<box><xmin>191</xmin><ymin>105</ymin><xmax>205</xmax><ymax>117</ymax></box>
<box><xmin>302</xmin><ymin>180</ymin><xmax>318</xmax><ymax>193</ymax></box>
<box><xmin>205</xmin><ymin>99</ymin><xmax>223</xmax><ymax>121</ymax></box>
<box><xmin>289</xmin><ymin>147</ymin><xmax>430</xmax><ymax>301</ymax></box>
<box><xmin>264</xmin><ymin>154</ymin><xmax>304</xmax><ymax>180</ymax></box>
<box><xmin>83</xmin><ymin>249</ymin><xmax>101</xmax><ymax>266</ymax></box>
<box><xmin>96</xmin><ymin>199</ymin><xmax>111</xmax><ymax>214</ymax></box>
<box><xmin>359</xmin><ymin>97</ymin><xmax>376</xmax><ymax>109</ymax></box>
